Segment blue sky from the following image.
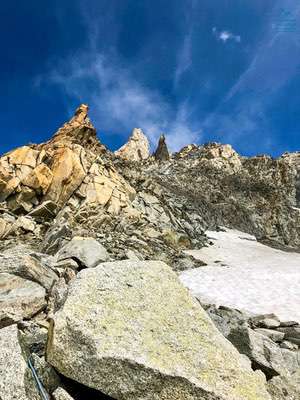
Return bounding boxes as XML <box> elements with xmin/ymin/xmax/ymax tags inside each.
<box><xmin>1</xmin><ymin>0</ymin><xmax>300</xmax><ymax>156</ymax></box>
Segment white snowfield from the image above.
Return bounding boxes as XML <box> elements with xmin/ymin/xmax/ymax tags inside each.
<box><xmin>179</xmin><ymin>228</ymin><xmax>300</xmax><ymax>323</ymax></box>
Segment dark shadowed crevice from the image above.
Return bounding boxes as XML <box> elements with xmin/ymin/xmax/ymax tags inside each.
<box><xmin>58</xmin><ymin>374</ymin><xmax>116</xmax><ymax>399</ymax></box>
<box><xmin>250</xmin><ymin>361</ymin><xmax>279</xmax><ymax>381</ymax></box>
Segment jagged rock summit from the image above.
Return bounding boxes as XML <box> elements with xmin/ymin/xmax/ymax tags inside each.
<box><xmin>115</xmin><ymin>128</ymin><xmax>150</xmax><ymax>161</ymax></box>
<box><xmin>40</xmin><ymin>103</ymin><xmax>105</xmax><ymax>153</ymax></box>
<box><xmin>0</xmin><ymin>104</ymin><xmax>299</xmax><ymax>252</ymax></box>
<box><xmin>0</xmin><ymin>104</ymin><xmax>135</xmax><ymax>230</ymax></box>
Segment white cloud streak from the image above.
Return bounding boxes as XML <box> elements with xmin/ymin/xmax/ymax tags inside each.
<box><xmin>47</xmin><ymin>52</ymin><xmax>200</xmax><ymax>151</ymax></box>
<box><xmin>38</xmin><ymin>1</ymin><xmax>201</xmax><ymax>153</ymax></box>
<box><xmin>174</xmin><ymin>31</ymin><xmax>193</xmax><ymax>88</ymax></box>
<box><xmin>204</xmin><ymin>2</ymin><xmax>300</xmax><ymax>154</ymax></box>
<box><xmin>174</xmin><ymin>0</ymin><xmax>197</xmax><ymax>88</ymax></box>
<box><xmin>212</xmin><ymin>27</ymin><xmax>241</xmax><ymax>43</ymax></box>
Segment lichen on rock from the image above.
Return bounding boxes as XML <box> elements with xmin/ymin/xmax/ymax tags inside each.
<box><xmin>47</xmin><ymin>260</ymin><xmax>270</xmax><ymax>400</ymax></box>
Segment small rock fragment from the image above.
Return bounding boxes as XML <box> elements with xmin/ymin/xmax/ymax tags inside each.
<box><xmin>0</xmin><ymin>273</ymin><xmax>46</xmax><ymax>328</ymax></box>
<box><xmin>53</xmin><ymin>387</ymin><xmax>75</xmax><ymax>400</ymax></box>
<box><xmin>57</xmin><ymin>237</ymin><xmax>110</xmax><ymax>268</ymax></box>
<box><xmin>254</xmin><ymin>328</ymin><xmax>285</xmax><ymax>342</ymax></box>
<box><xmin>251</xmin><ymin>314</ymin><xmax>281</xmax><ymax>329</ymax></box>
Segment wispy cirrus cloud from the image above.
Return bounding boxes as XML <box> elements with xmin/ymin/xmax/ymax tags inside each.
<box><xmin>173</xmin><ymin>0</ymin><xmax>198</xmax><ymax>88</ymax></box>
<box><xmin>226</xmin><ymin>3</ymin><xmax>300</xmax><ymax>101</ymax></box>
<box><xmin>174</xmin><ymin>31</ymin><xmax>193</xmax><ymax>88</ymax></box>
<box><xmin>46</xmin><ymin>50</ymin><xmax>200</xmax><ymax>151</ymax></box>
<box><xmin>38</xmin><ymin>0</ymin><xmax>300</xmax><ymax>157</ymax></box>
<box><xmin>38</xmin><ymin>2</ymin><xmax>201</xmax><ymax>152</ymax></box>
<box><xmin>203</xmin><ymin>1</ymin><xmax>300</xmax><ymax>155</ymax></box>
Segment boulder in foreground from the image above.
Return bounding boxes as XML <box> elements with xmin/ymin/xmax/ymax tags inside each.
<box><xmin>0</xmin><ymin>325</ymin><xmax>29</xmax><ymax>399</ymax></box>
<box><xmin>47</xmin><ymin>260</ymin><xmax>270</xmax><ymax>400</ymax></box>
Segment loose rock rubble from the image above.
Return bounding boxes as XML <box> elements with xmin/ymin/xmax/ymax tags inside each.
<box><xmin>203</xmin><ymin>304</ymin><xmax>300</xmax><ymax>399</ymax></box>
<box><xmin>0</xmin><ymin>104</ymin><xmax>299</xmax><ymax>399</ymax></box>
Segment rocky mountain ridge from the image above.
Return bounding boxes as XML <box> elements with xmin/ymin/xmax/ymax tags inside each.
<box><xmin>1</xmin><ymin>104</ymin><xmax>299</xmax><ymax>255</ymax></box>
<box><xmin>0</xmin><ymin>104</ymin><xmax>299</xmax><ymax>400</ymax></box>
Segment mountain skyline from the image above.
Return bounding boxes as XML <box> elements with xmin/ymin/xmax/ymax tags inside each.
<box><xmin>1</xmin><ymin>0</ymin><xmax>300</xmax><ymax>156</ymax></box>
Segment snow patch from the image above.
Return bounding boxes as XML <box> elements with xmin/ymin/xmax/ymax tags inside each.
<box><xmin>179</xmin><ymin>228</ymin><xmax>300</xmax><ymax>323</ymax></box>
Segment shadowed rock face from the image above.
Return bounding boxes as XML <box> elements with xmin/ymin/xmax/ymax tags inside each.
<box><xmin>56</xmin><ymin>376</ymin><xmax>115</xmax><ymax>399</ymax></box>
<box><xmin>140</xmin><ymin>142</ymin><xmax>300</xmax><ymax>249</ymax></box>
<box><xmin>153</xmin><ymin>135</ymin><xmax>170</xmax><ymax>161</ymax></box>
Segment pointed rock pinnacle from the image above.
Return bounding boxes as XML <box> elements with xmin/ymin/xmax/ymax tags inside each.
<box><xmin>42</xmin><ymin>104</ymin><xmax>105</xmax><ymax>153</ymax></box>
<box><xmin>53</xmin><ymin>104</ymin><xmax>93</xmax><ymax>138</ymax></box>
<box><xmin>115</xmin><ymin>128</ymin><xmax>150</xmax><ymax>161</ymax></box>
<box><xmin>154</xmin><ymin>134</ymin><xmax>170</xmax><ymax>161</ymax></box>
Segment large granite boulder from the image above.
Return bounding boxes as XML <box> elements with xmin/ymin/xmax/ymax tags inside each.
<box><xmin>0</xmin><ymin>325</ymin><xmax>30</xmax><ymax>400</ymax></box>
<box><xmin>47</xmin><ymin>260</ymin><xmax>270</xmax><ymax>400</ymax></box>
<box><xmin>0</xmin><ymin>245</ymin><xmax>57</xmax><ymax>327</ymax></box>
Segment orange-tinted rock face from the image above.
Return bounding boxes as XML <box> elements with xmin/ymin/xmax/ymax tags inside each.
<box><xmin>40</xmin><ymin>104</ymin><xmax>106</xmax><ymax>154</ymax></box>
<box><xmin>43</xmin><ymin>146</ymin><xmax>86</xmax><ymax>208</ymax></box>
<box><xmin>0</xmin><ymin>106</ymin><xmax>299</xmax><ymax>252</ymax></box>
<box><xmin>0</xmin><ymin>104</ymin><xmax>136</xmax><ymax>217</ymax></box>
<box><xmin>22</xmin><ymin>163</ymin><xmax>53</xmax><ymax>195</ymax></box>
<box><xmin>8</xmin><ymin>146</ymin><xmax>39</xmax><ymax>168</ymax></box>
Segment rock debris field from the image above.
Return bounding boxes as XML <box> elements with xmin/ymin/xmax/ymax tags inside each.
<box><xmin>180</xmin><ymin>228</ymin><xmax>300</xmax><ymax>323</ymax></box>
